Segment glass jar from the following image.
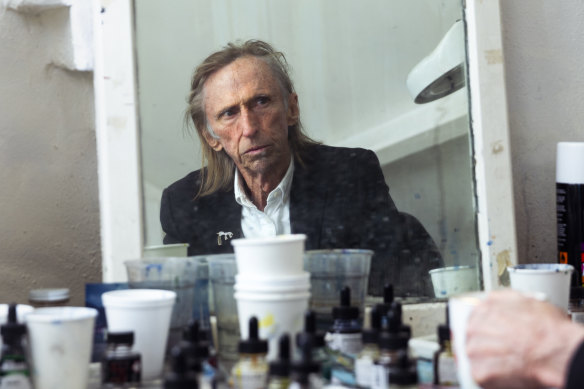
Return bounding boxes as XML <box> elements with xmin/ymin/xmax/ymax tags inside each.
<box><xmin>28</xmin><ymin>288</ymin><xmax>70</xmax><ymax>308</ymax></box>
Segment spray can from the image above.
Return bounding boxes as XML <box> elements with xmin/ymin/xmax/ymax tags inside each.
<box><xmin>557</xmin><ymin>142</ymin><xmax>584</xmax><ymax>286</ymax></box>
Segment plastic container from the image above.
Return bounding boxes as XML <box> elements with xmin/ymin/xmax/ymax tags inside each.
<box><xmin>429</xmin><ymin>266</ymin><xmax>479</xmax><ymax>298</ymax></box>
<box><xmin>26</xmin><ymin>307</ymin><xmax>98</xmax><ymax>389</ymax></box>
<box><xmin>304</xmin><ymin>249</ymin><xmax>372</xmax><ymax>330</ymax></box>
<box><xmin>235</xmin><ymin>291</ymin><xmax>310</xmax><ymax>361</ymax></box>
<box><xmin>28</xmin><ymin>288</ymin><xmax>70</xmax><ymax>308</ymax></box>
<box><xmin>207</xmin><ymin>254</ymin><xmax>239</xmax><ymax>366</ymax></box>
<box><xmin>124</xmin><ymin>256</ymin><xmax>208</xmax><ymax>349</ymax></box>
<box><xmin>508</xmin><ymin>263</ymin><xmax>574</xmax><ymax>311</ymax></box>
<box><xmin>102</xmin><ymin>289</ymin><xmax>176</xmax><ymax>381</ymax></box>
<box><xmin>231</xmin><ymin>234</ymin><xmax>306</xmax><ymax>277</ymax></box>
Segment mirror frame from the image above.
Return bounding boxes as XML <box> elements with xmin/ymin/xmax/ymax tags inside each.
<box><xmin>93</xmin><ymin>0</ymin><xmax>517</xmax><ymax>290</ymax></box>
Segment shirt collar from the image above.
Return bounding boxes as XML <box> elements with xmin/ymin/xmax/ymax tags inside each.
<box><xmin>234</xmin><ymin>157</ymin><xmax>295</xmax><ymax>208</ymax></box>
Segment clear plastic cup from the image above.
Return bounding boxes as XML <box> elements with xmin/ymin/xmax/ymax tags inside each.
<box><xmin>429</xmin><ymin>266</ymin><xmax>479</xmax><ymax>298</ymax></box>
<box><xmin>102</xmin><ymin>289</ymin><xmax>176</xmax><ymax>381</ymax></box>
<box><xmin>27</xmin><ymin>307</ymin><xmax>98</xmax><ymax>389</ymax></box>
<box><xmin>304</xmin><ymin>249</ymin><xmax>373</xmax><ymax>330</ymax></box>
<box><xmin>207</xmin><ymin>254</ymin><xmax>239</xmax><ymax>366</ymax></box>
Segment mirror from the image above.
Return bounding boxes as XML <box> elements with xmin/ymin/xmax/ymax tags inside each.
<box><xmin>136</xmin><ymin>0</ymin><xmax>477</xmax><ymax>298</ymax></box>
<box><xmin>94</xmin><ymin>0</ymin><xmax>517</xmax><ymax>296</ymax></box>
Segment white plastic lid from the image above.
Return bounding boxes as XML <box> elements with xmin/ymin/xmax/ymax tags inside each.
<box><xmin>101</xmin><ymin>289</ymin><xmax>176</xmax><ymax>308</ymax></box>
<box><xmin>557</xmin><ymin>142</ymin><xmax>584</xmax><ymax>184</ymax></box>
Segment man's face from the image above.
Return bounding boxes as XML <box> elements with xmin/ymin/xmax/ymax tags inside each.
<box><xmin>202</xmin><ymin>56</ymin><xmax>298</xmax><ymax>177</ymax></box>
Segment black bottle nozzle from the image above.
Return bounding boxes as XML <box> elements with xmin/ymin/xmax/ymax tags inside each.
<box><xmin>390</xmin><ymin>301</ymin><xmax>411</xmax><ymax>337</ymax></box>
<box><xmin>269</xmin><ymin>334</ymin><xmax>291</xmax><ymax>377</ymax></box>
<box><xmin>332</xmin><ymin>286</ymin><xmax>359</xmax><ymax>320</ymax></box>
<box><xmin>384</xmin><ymin>284</ymin><xmax>394</xmax><ymax>305</ymax></box>
<box><xmin>239</xmin><ymin>316</ymin><xmax>268</xmax><ymax>354</ymax></box>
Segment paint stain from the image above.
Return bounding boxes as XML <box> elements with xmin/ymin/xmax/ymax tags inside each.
<box><xmin>496</xmin><ymin>250</ymin><xmax>512</xmax><ymax>286</ymax></box>
<box><xmin>485</xmin><ymin>49</ymin><xmax>503</xmax><ymax>65</ymax></box>
<box><xmin>491</xmin><ymin>140</ymin><xmax>504</xmax><ymax>154</ymax></box>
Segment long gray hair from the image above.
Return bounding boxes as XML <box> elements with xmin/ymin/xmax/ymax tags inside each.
<box><xmin>185</xmin><ymin>39</ymin><xmax>319</xmax><ymax>198</ymax></box>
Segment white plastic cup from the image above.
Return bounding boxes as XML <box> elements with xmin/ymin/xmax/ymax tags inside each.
<box><xmin>429</xmin><ymin>266</ymin><xmax>479</xmax><ymax>298</ymax></box>
<box><xmin>231</xmin><ymin>234</ymin><xmax>306</xmax><ymax>277</ymax></box>
<box><xmin>102</xmin><ymin>289</ymin><xmax>176</xmax><ymax>380</ymax></box>
<box><xmin>235</xmin><ymin>290</ymin><xmax>310</xmax><ymax>360</ymax></box>
<box><xmin>448</xmin><ymin>292</ymin><xmax>485</xmax><ymax>389</ymax></box>
<box><xmin>508</xmin><ymin>263</ymin><xmax>574</xmax><ymax>311</ymax></box>
<box><xmin>26</xmin><ymin>307</ymin><xmax>98</xmax><ymax>389</ymax></box>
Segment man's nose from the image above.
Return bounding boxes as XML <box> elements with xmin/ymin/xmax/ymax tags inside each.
<box><xmin>240</xmin><ymin>108</ymin><xmax>258</xmax><ymax>137</ymax></box>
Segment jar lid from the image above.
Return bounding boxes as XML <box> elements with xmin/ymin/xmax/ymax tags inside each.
<box><xmin>29</xmin><ymin>288</ymin><xmax>70</xmax><ymax>302</ymax></box>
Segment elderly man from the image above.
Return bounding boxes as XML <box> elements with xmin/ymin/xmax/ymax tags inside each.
<box><xmin>160</xmin><ymin>40</ymin><xmax>442</xmax><ymax>296</ymax></box>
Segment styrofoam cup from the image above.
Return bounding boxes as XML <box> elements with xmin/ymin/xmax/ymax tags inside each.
<box><xmin>26</xmin><ymin>307</ymin><xmax>97</xmax><ymax>389</ymax></box>
<box><xmin>429</xmin><ymin>266</ymin><xmax>479</xmax><ymax>298</ymax></box>
<box><xmin>449</xmin><ymin>292</ymin><xmax>485</xmax><ymax>389</ymax></box>
<box><xmin>231</xmin><ymin>234</ymin><xmax>306</xmax><ymax>276</ymax></box>
<box><xmin>235</xmin><ymin>290</ymin><xmax>310</xmax><ymax>360</ymax></box>
<box><xmin>235</xmin><ymin>272</ymin><xmax>311</xmax><ymax>293</ymax></box>
<box><xmin>508</xmin><ymin>263</ymin><xmax>573</xmax><ymax>311</ymax></box>
<box><xmin>102</xmin><ymin>289</ymin><xmax>176</xmax><ymax>380</ymax></box>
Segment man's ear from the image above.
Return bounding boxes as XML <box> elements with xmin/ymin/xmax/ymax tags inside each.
<box><xmin>202</xmin><ymin>129</ymin><xmax>223</xmax><ymax>151</ymax></box>
<box><xmin>287</xmin><ymin>93</ymin><xmax>299</xmax><ymax>126</ymax></box>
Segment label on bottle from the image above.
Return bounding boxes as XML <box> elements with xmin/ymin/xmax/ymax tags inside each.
<box><xmin>325</xmin><ymin>332</ymin><xmax>363</xmax><ymax>356</ymax></box>
<box><xmin>232</xmin><ymin>371</ymin><xmax>267</xmax><ymax>389</ymax></box>
<box><xmin>371</xmin><ymin>364</ymin><xmax>389</xmax><ymax>389</ymax></box>
<box><xmin>557</xmin><ymin>183</ymin><xmax>584</xmax><ymax>286</ymax></box>
<box><xmin>0</xmin><ymin>374</ymin><xmax>32</xmax><ymax>389</ymax></box>
<box><xmin>437</xmin><ymin>355</ymin><xmax>459</xmax><ymax>386</ymax></box>
<box><xmin>355</xmin><ymin>355</ymin><xmax>376</xmax><ymax>387</ymax></box>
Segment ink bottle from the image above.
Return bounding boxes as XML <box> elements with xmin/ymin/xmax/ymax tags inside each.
<box><xmin>102</xmin><ymin>331</ymin><xmax>141</xmax><ymax>386</ymax></box>
<box><xmin>296</xmin><ymin>311</ymin><xmax>332</xmax><ymax>382</ymax></box>
<box><xmin>387</xmin><ymin>350</ymin><xmax>418</xmax><ymax>389</ymax></box>
<box><xmin>389</xmin><ymin>301</ymin><xmax>411</xmax><ymax>338</ymax></box>
<box><xmin>325</xmin><ymin>286</ymin><xmax>363</xmax><ymax>356</ymax></box>
<box><xmin>289</xmin><ymin>339</ymin><xmax>324</xmax><ymax>389</ymax></box>
<box><xmin>372</xmin><ymin>311</ymin><xmax>409</xmax><ymax>389</ymax></box>
<box><xmin>374</xmin><ymin>284</ymin><xmax>394</xmax><ymax>328</ymax></box>
<box><xmin>267</xmin><ymin>334</ymin><xmax>291</xmax><ymax>389</ymax></box>
<box><xmin>181</xmin><ymin>320</ymin><xmax>215</xmax><ymax>389</ymax></box>
<box><xmin>433</xmin><ymin>323</ymin><xmax>458</xmax><ymax>386</ymax></box>
<box><xmin>0</xmin><ymin>304</ymin><xmax>32</xmax><ymax>389</ymax></box>
<box><xmin>230</xmin><ymin>317</ymin><xmax>268</xmax><ymax>389</ymax></box>
<box><xmin>355</xmin><ymin>306</ymin><xmax>381</xmax><ymax>388</ymax></box>
<box><xmin>165</xmin><ymin>346</ymin><xmax>199</xmax><ymax>389</ymax></box>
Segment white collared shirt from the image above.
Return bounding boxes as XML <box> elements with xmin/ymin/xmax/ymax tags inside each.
<box><xmin>234</xmin><ymin>158</ymin><xmax>294</xmax><ymax>238</ymax></box>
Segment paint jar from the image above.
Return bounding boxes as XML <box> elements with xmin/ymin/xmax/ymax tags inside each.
<box><xmin>28</xmin><ymin>288</ymin><xmax>70</xmax><ymax>308</ymax></box>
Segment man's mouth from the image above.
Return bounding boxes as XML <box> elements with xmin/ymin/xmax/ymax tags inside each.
<box><xmin>244</xmin><ymin>145</ymin><xmax>269</xmax><ymax>155</ymax></box>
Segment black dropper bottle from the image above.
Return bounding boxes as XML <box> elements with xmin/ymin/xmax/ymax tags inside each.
<box><xmin>388</xmin><ymin>350</ymin><xmax>418</xmax><ymax>388</ymax></box>
<box><xmin>390</xmin><ymin>300</ymin><xmax>412</xmax><ymax>337</ymax></box>
<box><xmin>328</xmin><ymin>286</ymin><xmax>362</xmax><ymax>356</ymax></box>
<box><xmin>0</xmin><ymin>303</ymin><xmax>32</xmax><ymax>388</ymax></box>
<box><xmin>373</xmin><ymin>310</ymin><xmax>410</xmax><ymax>388</ymax></box>
<box><xmin>296</xmin><ymin>311</ymin><xmax>331</xmax><ymax>381</ymax></box>
<box><xmin>290</xmin><ymin>337</ymin><xmax>323</xmax><ymax>389</ymax></box>
<box><xmin>164</xmin><ymin>346</ymin><xmax>198</xmax><ymax>389</ymax></box>
<box><xmin>375</xmin><ymin>284</ymin><xmax>394</xmax><ymax>318</ymax></box>
<box><xmin>181</xmin><ymin>320</ymin><xmax>209</xmax><ymax>372</ymax></box>
<box><xmin>267</xmin><ymin>334</ymin><xmax>291</xmax><ymax>389</ymax></box>
<box><xmin>355</xmin><ymin>306</ymin><xmax>382</xmax><ymax>388</ymax></box>
<box><xmin>230</xmin><ymin>317</ymin><xmax>269</xmax><ymax>389</ymax></box>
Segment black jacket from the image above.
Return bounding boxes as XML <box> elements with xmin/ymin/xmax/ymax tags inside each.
<box><xmin>160</xmin><ymin>144</ymin><xmax>442</xmax><ymax>296</ymax></box>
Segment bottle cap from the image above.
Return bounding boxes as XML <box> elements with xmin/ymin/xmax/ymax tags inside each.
<box><xmin>269</xmin><ymin>334</ymin><xmax>291</xmax><ymax>377</ymax></box>
<box><xmin>388</xmin><ymin>350</ymin><xmax>418</xmax><ymax>385</ymax></box>
<box><xmin>296</xmin><ymin>311</ymin><xmax>325</xmax><ymax>349</ymax></box>
<box><xmin>239</xmin><ymin>317</ymin><xmax>268</xmax><ymax>354</ymax></box>
<box><xmin>29</xmin><ymin>288</ymin><xmax>70</xmax><ymax>302</ymax></box>
<box><xmin>105</xmin><ymin>331</ymin><xmax>134</xmax><ymax>346</ymax></box>
<box><xmin>332</xmin><ymin>286</ymin><xmax>359</xmax><ymax>320</ymax></box>
<box><xmin>0</xmin><ymin>303</ymin><xmax>27</xmax><ymax>341</ymax></box>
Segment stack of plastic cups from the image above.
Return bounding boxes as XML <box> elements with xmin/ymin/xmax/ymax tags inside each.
<box><xmin>231</xmin><ymin>234</ymin><xmax>310</xmax><ymax>360</ymax></box>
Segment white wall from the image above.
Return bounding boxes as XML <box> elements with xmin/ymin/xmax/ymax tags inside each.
<box><xmin>0</xmin><ymin>5</ymin><xmax>101</xmax><ymax>305</ymax></box>
<box><xmin>500</xmin><ymin>1</ymin><xmax>584</xmax><ymax>264</ymax></box>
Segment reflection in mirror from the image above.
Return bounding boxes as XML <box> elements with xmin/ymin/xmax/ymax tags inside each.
<box><xmin>136</xmin><ymin>0</ymin><xmax>479</xmax><ymax>299</ymax></box>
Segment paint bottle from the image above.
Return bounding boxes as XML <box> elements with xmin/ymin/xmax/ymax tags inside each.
<box><xmin>433</xmin><ymin>322</ymin><xmax>458</xmax><ymax>386</ymax></box>
<box><xmin>267</xmin><ymin>334</ymin><xmax>291</xmax><ymax>389</ymax></box>
<box><xmin>0</xmin><ymin>304</ymin><xmax>32</xmax><ymax>389</ymax></box>
<box><xmin>164</xmin><ymin>346</ymin><xmax>199</xmax><ymax>389</ymax></box>
<box><xmin>556</xmin><ymin>142</ymin><xmax>584</xmax><ymax>286</ymax></box>
<box><xmin>325</xmin><ymin>286</ymin><xmax>362</xmax><ymax>356</ymax></box>
<box><xmin>388</xmin><ymin>350</ymin><xmax>418</xmax><ymax>389</ymax></box>
<box><xmin>101</xmin><ymin>331</ymin><xmax>141</xmax><ymax>386</ymax></box>
<box><xmin>296</xmin><ymin>311</ymin><xmax>332</xmax><ymax>382</ymax></box>
<box><xmin>372</xmin><ymin>311</ymin><xmax>410</xmax><ymax>389</ymax></box>
<box><xmin>355</xmin><ymin>306</ymin><xmax>382</xmax><ymax>388</ymax></box>
<box><xmin>289</xmin><ymin>339</ymin><xmax>324</xmax><ymax>389</ymax></box>
<box><xmin>230</xmin><ymin>317</ymin><xmax>268</xmax><ymax>389</ymax></box>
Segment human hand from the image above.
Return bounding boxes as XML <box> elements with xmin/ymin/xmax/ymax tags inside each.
<box><xmin>465</xmin><ymin>289</ymin><xmax>584</xmax><ymax>389</ymax></box>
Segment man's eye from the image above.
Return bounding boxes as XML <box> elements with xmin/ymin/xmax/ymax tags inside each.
<box><xmin>220</xmin><ymin>108</ymin><xmax>237</xmax><ymax>118</ymax></box>
<box><xmin>256</xmin><ymin>96</ymin><xmax>270</xmax><ymax>106</ymax></box>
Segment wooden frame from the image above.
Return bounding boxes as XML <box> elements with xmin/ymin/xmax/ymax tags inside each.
<box><xmin>93</xmin><ymin>0</ymin><xmax>517</xmax><ymax>288</ymax></box>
